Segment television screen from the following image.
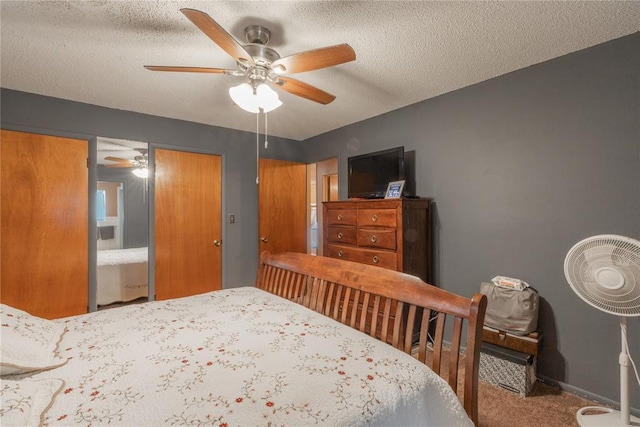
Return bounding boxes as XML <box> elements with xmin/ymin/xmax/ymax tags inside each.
<box><xmin>348</xmin><ymin>146</ymin><xmax>405</xmax><ymax>199</ymax></box>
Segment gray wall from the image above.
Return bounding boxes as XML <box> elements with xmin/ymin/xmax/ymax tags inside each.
<box><xmin>1</xmin><ymin>32</ymin><xmax>638</xmax><ymax>412</ymax></box>
<box><xmin>303</xmin><ymin>33</ymin><xmax>640</xmax><ymax>410</ymax></box>
<box><xmin>0</xmin><ymin>89</ymin><xmax>303</xmax><ymax>291</ymax></box>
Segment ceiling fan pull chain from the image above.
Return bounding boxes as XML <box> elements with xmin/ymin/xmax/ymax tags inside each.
<box><xmin>256</xmin><ymin>111</ymin><xmax>260</xmax><ymax>185</ymax></box>
<box><xmin>264</xmin><ymin>111</ymin><xmax>269</xmax><ymax>149</ymax></box>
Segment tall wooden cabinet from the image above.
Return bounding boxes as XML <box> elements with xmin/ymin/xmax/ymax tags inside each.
<box><xmin>323</xmin><ymin>199</ymin><xmax>432</xmax><ymax>283</ymax></box>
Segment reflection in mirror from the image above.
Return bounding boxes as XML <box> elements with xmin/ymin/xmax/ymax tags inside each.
<box><xmin>96</xmin><ymin>138</ymin><xmax>149</xmax><ymax>309</ymax></box>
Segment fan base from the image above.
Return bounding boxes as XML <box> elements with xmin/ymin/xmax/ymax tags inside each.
<box><xmin>577</xmin><ymin>406</ymin><xmax>640</xmax><ymax>426</ymax></box>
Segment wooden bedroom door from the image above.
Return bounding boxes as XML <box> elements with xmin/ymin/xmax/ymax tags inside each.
<box><xmin>1</xmin><ymin>129</ymin><xmax>88</xmax><ymax>319</ymax></box>
<box><xmin>155</xmin><ymin>149</ymin><xmax>222</xmax><ymax>300</ymax></box>
<box><xmin>259</xmin><ymin>158</ymin><xmax>307</xmax><ymax>255</ymax></box>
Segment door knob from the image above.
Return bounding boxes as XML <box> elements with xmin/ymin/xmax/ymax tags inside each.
<box><xmin>260</xmin><ymin>237</ymin><xmax>269</xmax><ymax>243</ymax></box>
<box><xmin>213</xmin><ymin>240</ymin><xmax>222</xmax><ymax>247</ymax></box>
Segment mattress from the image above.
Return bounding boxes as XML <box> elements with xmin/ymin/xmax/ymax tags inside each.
<box><xmin>11</xmin><ymin>287</ymin><xmax>473</xmax><ymax>426</ymax></box>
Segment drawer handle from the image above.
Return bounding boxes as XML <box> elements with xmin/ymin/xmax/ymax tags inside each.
<box><xmin>371</xmin><ymin>214</ymin><xmax>378</xmax><ymax>222</ymax></box>
<box><xmin>372</xmin><ymin>256</ymin><xmax>379</xmax><ymax>264</ymax></box>
<box><xmin>337</xmin><ymin>214</ymin><xmax>343</xmax><ymax>221</ymax></box>
<box><xmin>337</xmin><ymin>232</ymin><xmax>343</xmax><ymax>239</ymax></box>
<box><xmin>370</xmin><ymin>235</ymin><xmax>377</xmax><ymax>243</ymax></box>
<box><xmin>338</xmin><ymin>250</ymin><xmax>344</xmax><ymax>257</ymax></box>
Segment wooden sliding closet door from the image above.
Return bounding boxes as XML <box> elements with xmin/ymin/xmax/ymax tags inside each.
<box><xmin>155</xmin><ymin>149</ymin><xmax>222</xmax><ymax>300</ymax></box>
<box><xmin>259</xmin><ymin>158</ymin><xmax>306</xmax><ymax>255</ymax></box>
<box><xmin>1</xmin><ymin>130</ymin><xmax>88</xmax><ymax>319</ymax></box>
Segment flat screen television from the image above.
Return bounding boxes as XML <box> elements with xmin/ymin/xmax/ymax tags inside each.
<box><xmin>348</xmin><ymin>146</ymin><xmax>405</xmax><ymax>199</ymax></box>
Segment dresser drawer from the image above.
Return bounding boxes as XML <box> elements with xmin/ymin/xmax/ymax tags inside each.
<box><xmin>358</xmin><ymin>209</ymin><xmax>397</xmax><ymax>228</ymax></box>
<box><xmin>325</xmin><ymin>244</ymin><xmax>358</xmax><ymax>262</ymax></box>
<box><xmin>357</xmin><ymin>228</ymin><xmax>397</xmax><ymax>250</ymax></box>
<box><xmin>327</xmin><ymin>226</ymin><xmax>357</xmax><ymax>245</ymax></box>
<box><xmin>326</xmin><ymin>245</ymin><xmax>397</xmax><ymax>270</ymax></box>
<box><xmin>326</xmin><ymin>209</ymin><xmax>357</xmax><ymax>226</ymax></box>
<box><xmin>354</xmin><ymin>249</ymin><xmax>397</xmax><ymax>270</ymax></box>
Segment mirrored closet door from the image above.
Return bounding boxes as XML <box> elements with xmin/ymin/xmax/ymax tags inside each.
<box><xmin>96</xmin><ymin>138</ymin><xmax>149</xmax><ymax>308</ymax></box>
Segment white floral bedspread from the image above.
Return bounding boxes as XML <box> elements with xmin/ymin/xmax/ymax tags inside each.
<box><xmin>25</xmin><ymin>287</ymin><xmax>472</xmax><ymax>426</ymax></box>
<box><xmin>97</xmin><ymin>247</ymin><xmax>148</xmax><ymax>266</ymax></box>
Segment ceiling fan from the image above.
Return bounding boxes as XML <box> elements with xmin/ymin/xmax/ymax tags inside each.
<box><xmin>144</xmin><ymin>8</ymin><xmax>356</xmax><ymax>106</ymax></box>
<box><xmin>105</xmin><ymin>148</ymin><xmax>148</xmax><ymax>169</ymax></box>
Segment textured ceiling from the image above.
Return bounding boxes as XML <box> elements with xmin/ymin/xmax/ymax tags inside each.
<box><xmin>1</xmin><ymin>1</ymin><xmax>638</xmax><ymax>141</ymax></box>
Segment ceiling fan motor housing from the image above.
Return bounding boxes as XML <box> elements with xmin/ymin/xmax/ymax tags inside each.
<box><xmin>244</xmin><ymin>25</ymin><xmax>270</xmax><ymax>45</ymax></box>
<box><xmin>241</xmin><ymin>25</ymin><xmax>280</xmax><ymax>70</ymax></box>
<box><xmin>243</xmin><ymin>44</ymin><xmax>280</xmax><ymax>68</ymax></box>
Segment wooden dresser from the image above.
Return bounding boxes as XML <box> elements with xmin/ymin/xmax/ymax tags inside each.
<box><xmin>323</xmin><ymin>198</ymin><xmax>432</xmax><ymax>283</ymax></box>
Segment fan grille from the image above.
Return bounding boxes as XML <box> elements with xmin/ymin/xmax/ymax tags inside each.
<box><xmin>564</xmin><ymin>234</ymin><xmax>640</xmax><ymax>316</ymax></box>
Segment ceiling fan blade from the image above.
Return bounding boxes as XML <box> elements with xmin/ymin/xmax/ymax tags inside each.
<box><xmin>180</xmin><ymin>8</ymin><xmax>255</xmax><ymax>67</ymax></box>
<box><xmin>275</xmin><ymin>76</ymin><xmax>336</xmax><ymax>105</ymax></box>
<box><xmin>104</xmin><ymin>156</ymin><xmax>132</xmax><ymax>163</ymax></box>
<box><xmin>144</xmin><ymin>65</ymin><xmax>233</xmax><ymax>74</ymax></box>
<box><xmin>105</xmin><ymin>163</ymin><xmax>135</xmax><ymax>168</ymax></box>
<box><xmin>271</xmin><ymin>44</ymin><xmax>355</xmax><ymax>74</ymax></box>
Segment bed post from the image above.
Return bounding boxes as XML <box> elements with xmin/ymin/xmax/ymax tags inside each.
<box><xmin>465</xmin><ymin>293</ymin><xmax>487</xmax><ymax>425</ymax></box>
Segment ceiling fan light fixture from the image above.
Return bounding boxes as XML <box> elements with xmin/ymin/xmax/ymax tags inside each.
<box><xmin>229</xmin><ymin>82</ymin><xmax>281</xmax><ymax>113</ymax></box>
<box><xmin>256</xmin><ymin>83</ymin><xmax>282</xmax><ymax>112</ymax></box>
<box><xmin>132</xmin><ymin>167</ymin><xmax>149</xmax><ymax>179</ymax></box>
<box><xmin>229</xmin><ymin>83</ymin><xmax>258</xmax><ymax>113</ymax></box>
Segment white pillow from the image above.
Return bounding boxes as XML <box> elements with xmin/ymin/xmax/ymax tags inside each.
<box><xmin>0</xmin><ymin>378</ymin><xmax>64</xmax><ymax>426</ymax></box>
<box><xmin>0</xmin><ymin>304</ymin><xmax>67</xmax><ymax>376</ymax></box>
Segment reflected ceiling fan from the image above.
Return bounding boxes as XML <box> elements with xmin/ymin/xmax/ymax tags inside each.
<box><xmin>144</xmin><ymin>8</ymin><xmax>356</xmax><ymax>109</ymax></box>
<box><xmin>105</xmin><ymin>148</ymin><xmax>148</xmax><ymax>169</ymax></box>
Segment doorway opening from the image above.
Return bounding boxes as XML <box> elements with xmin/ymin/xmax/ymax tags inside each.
<box><xmin>307</xmin><ymin>157</ymin><xmax>338</xmax><ymax>256</ymax></box>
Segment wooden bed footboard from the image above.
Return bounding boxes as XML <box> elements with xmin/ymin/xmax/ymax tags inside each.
<box><xmin>256</xmin><ymin>251</ymin><xmax>487</xmax><ymax>425</ymax></box>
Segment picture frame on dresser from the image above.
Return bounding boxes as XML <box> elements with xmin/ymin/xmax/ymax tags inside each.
<box><xmin>384</xmin><ymin>180</ymin><xmax>405</xmax><ymax>199</ymax></box>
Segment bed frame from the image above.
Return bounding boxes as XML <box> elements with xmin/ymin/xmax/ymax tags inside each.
<box><xmin>256</xmin><ymin>251</ymin><xmax>487</xmax><ymax>425</ymax></box>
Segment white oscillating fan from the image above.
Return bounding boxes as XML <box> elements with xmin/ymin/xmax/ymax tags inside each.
<box><xmin>565</xmin><ymin>234</ymin><xmax>640</xmax><ymax>426</ymax></box>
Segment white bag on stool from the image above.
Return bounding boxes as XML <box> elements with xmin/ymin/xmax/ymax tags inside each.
<box><xmin>479</xmin><ymin>277</ymin><xmax>539</xmax><ymax>336</ymax></box>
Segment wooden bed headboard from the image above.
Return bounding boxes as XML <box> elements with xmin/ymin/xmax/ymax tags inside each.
<box><xmin>256</xmin><ymin>251</ymin><xmax>487</xmax><ymax>425</ymax></box>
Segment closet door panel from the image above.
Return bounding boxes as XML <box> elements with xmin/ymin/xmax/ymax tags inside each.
<box><xmin>1</xmin><ymin>130</ymin><xmax>88</xmax><ymax>319</ymax></box>
<box><xmin>155</xmin><ymin>149</ymin><xmax>222</xmax><ymax>300</ymax></box>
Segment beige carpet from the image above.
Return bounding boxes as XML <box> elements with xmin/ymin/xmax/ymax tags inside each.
<box><xmin>425</xmin><ymin>347</ymin><xmax>603</xmax><ymax>427</ymax></box>
<box><xmin>477</xmin><ymin>379</ymin><xmax>600</xmax><ymax>427</ymax></box>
